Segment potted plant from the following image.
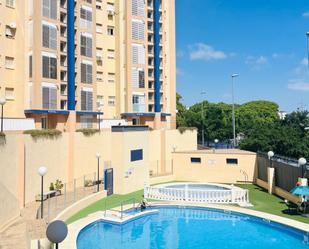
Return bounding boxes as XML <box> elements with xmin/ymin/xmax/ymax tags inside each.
<box><xmin>54</xmin><ymin>179</ymin><xmax>64</xmax><ymax>195</ymax></box>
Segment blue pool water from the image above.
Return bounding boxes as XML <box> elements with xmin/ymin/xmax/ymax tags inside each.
<box><xmin>165</xmin><ymin>184</ymin><xmax>229</xmax><ymax>190</ymax></box>
<box><xmin>77</xmin><ymin>206</ymin><xmax>309</xmax><ymax>249</ymax></box>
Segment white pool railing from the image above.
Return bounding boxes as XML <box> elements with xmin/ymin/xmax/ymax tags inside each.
<box><xmin>144</xmin><ymin>185</ymin><xmax>250</xmax><ymax>206</ymax></box>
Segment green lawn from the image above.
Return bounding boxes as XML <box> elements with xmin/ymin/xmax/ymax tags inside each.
<box><xmin>240</xmin><ymin>184</ymin><xmax>309</xmax><ymax>224</ymax></box>
<box><xmin>66</xmin><ymin>184</ymin><xmax>309</xmax><ymax>225</ymax></box>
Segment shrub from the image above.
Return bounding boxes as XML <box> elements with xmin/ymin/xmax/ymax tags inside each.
<box><xmin>76</xmin><ymin>128</ymin><xmax>100</xmax><ymax>136</ymax></box>
<box><xmin>177</xmin><ymin>127</ymin><xmax>197</xmax><ymax>134</ymax></box>
<box><xmin>54</xmin><ymin>179</ymin><xmax>64</xmax><ymax>190</ymax></box>
<box><xmin>49</xmin><ymin>183</ymin><xmax>55</xmax><ymax>191</ymax></box>
<box><xmin>23</xmin><ymin>129</ymin><xmax>62</xmax><ymax>139</ymax></box>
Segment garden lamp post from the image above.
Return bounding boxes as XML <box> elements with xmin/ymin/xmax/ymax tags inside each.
<box><xmin>46</xmin><ymin>220</ymin><xmax>68</xmax><ymax>249</ymax></box>
<box><xmin>231</xmin><ymin>74</ymin><xmax>239</xmax><ymax>148</ymax></box>
<box><xmin>97</xmin><ymin>106</ymin><xmax>102</xmax><ymax>131</ymax></box>
<box><xmin>96</xmin><ymin>153</ymin><xmax>101</xmax><ymax>192</ymax></box>
<box><xmin>267</xmin><ymin>151</ymin><xmax>274</xmax><ymax>167</ymax></box>
<box><xmin>214</xmin><ymin>139</ymin><xmax>219</xmax><ymax>149</ymax></box>
<box><xmin>0</xmin><ymin>97</ymin><xmax>6</xmax><ymax>133</ymax></box>
<box><xmin>38</xmin><ymin>166</ymin><xmax>48</xmax><ymax>219</ymax></box>
<box><xmin>200</xmin><ymin>91</ymin><xmax>206</xmax><ymax>146</ymax></box>
<box><xmin>299</xmin><ymin>157</ymin><xmax>307</xmax><ymax>178</ymax></box>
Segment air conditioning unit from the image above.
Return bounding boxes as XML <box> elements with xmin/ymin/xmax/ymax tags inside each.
<box><xmin>96</xmin><ymin>54</ymin><xmax>103</xmax><ymax>61</ymax></box>
<box><xmin>9</xmin><ymin>22</ymin><xmax>17</xmax><ymax>29</ymax></box>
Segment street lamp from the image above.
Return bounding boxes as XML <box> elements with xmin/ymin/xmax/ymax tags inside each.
<box><xmin>38</xmin><ymin>166</ymin><xmax>48</xmax><ymax>219</ymax></box>
<box><xmin>97</xmin><ymin>106</ymin><xmax>102</xmax><ymax>131</ymax></box>
<box><xmin>268</xmin><ymin>151</ymin><xmax>274</xmax><ymax>168</ymax></box>
<box><xmin>0</xmin><ymin>97</ymin><xmax>6</xmax><ymax>133</ymax></box>
<box><xmin>46</xmin><ymin>220</ymin><xmax>68</xmax><ymax>249</ymax></box>
<box><xmin>306</xmin><ymin>32</ymin><xmax>309</xmax><ymax>69</ymax></box>
<box><xmin>200</xmin><ymin>91</ymin><xmax>206</xmax><ymax>146</ymax></box>
<box><xmin>231</xmin><ymin>74</ymin><xmax>239</xmax><ymax>148</ymax></box>
<box><xmin>96</xmin><ymin>153</ymin><xmax>101</xmax><ymax>192</ymax></box>
<box><xmin>214</xmin><ymin>139</ymin><xmax>219</xmax><ymax>149</ymax></box>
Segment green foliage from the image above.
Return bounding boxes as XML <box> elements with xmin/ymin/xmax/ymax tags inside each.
<box><xmin>76</xmin><ymin>128</ymin><xmax>100</xmax><ymax>136</ymax></box>
<box><xmin>49</xmin><ymin>183</ymin><xmax>55</xmax><ymax>191</ymax></box>
<box><xmin>23</xmin><ymin>129</ymin><xmax>62</xmax><ymax>139</ymax></box>
<box><xmin>54</xmin><ymin>179</ymin><xmax>64</xmax><ymax>190</ymax></box>
<box><xmin>177</xmin><ymin>127</ymin><xmax>197</xmax><ymax>134</ymax></box>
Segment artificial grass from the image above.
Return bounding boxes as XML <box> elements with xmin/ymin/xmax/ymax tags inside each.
<box><xmin>239</xmin><ymin>184</ymin><xmax>309</xmax><ymax>224</ymax></box>
<box><xmin>66</xmin><ymin>189</ymin><xmax>144</xmax><ymax>224</ymax></box>
<box><xmin>66</xmin><ymin>184</ymin><xmax>309</xmax><ymax>225</ymax></box>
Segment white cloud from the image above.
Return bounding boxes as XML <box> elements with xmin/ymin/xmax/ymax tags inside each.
<box><xmin>176</xmin><ymin>68</ymin><xmax>184</xmax><ymax>76</ymax></box>
<box><xmin>245</xmin><ymin>55</ymin><xmax>268</xmax><ymax>65</ymax></box>
<box><xmin>302</xmin><ymin>11</ymin><xmax>309</xmax><ymax>17</ymax></box>
<box><xmin>189</xmin><ymin>43</ymin><xmax>228</xmax><ymax>61</ymax></box>
<box><xmin>288</xmin><ymin>80</ymin><xmax>309</xmax><ymax>91</ymax></box>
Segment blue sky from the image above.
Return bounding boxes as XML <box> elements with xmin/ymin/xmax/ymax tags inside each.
<box><xmin>176</xmin><ymin>0</ymin><xmax>309</xmax><ymax>112</ymax></box>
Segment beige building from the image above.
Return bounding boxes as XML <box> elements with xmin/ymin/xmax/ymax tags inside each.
<box><xmin>0</xmin><ymin>0</ymin><xmax>176</xmax><ymax>130</ymax></box>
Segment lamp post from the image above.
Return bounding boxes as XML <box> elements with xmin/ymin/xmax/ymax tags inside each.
<box><xmin>231</xmin><ymin>74</ymin><xmax>239</xmax><ymax>148</ymax></box>
<box><xmin>38</xmin><ymin>166</ymin><xmax>48</xmax><ymax>219</ymax></box>
<box><xmin>306</xmin><ymin>32</ymin><xmax>309</xmax><ymax>69</ymax></box>
<box><xmin>214</xmin><ymin>139</ymin><xmax>219</xmax><ymax>149</ymax></box>
<box><xmin>96</xmin><ymin>153</ymin><xmax>101</xmax><ymax>192</ymax></box>
<box><xmin>46</xmin><ymin>220</ymin><xmax>68</xmax><ymax>249</ymax></box>
<box><xmin>299</xmin><ymin>157</ymin><xmax>307</xmax><ymax>178</ymax></box>
<box><xmin>97</xmin><ymin>107</ymin><xmax>102</xmax><ymax>131</ymax></box>
<box><xmin>200</xmin><ymin>91</ymin><xmax>206</xmax><ymax>146</ymax></box>
<box><xmin>267</xmin><ymin>151</ymin><xmax>274</xmax><ymax>167</ymax></box>
<box><xmin>0</xmin><ymin>97</ymin><xmax>6</xmax><ymax>133</ymax></box>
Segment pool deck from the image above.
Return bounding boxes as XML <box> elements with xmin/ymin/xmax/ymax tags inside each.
<box><xmin>62</xmin><ymin>202</ymin><xmax>309</xmax><ymax>249</ymax></box>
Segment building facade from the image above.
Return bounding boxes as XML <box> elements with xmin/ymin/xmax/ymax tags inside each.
<box><xmin>0</xmin><ymin>0</ymin><xmax>176</xmax><ymax>130</ymax></box>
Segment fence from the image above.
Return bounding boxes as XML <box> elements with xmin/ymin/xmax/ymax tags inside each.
<box><xmin>36</xmin><ymin>170</ymin><xmax>105</xmax><ymax>222</ymax></box>
<box><xmin>257</xmin><ymin>152</ymin><xmax>309</xmax><ymax>192</ymax></box>
<box><xmin>144</xmin><ymin>185</ymin><xmax>249</xmax><ymax>205</ymax></box>
<box><xmin>149</xmin><ymin>160</ymin><xmax>174</xmax><ymax>178</ymax></box>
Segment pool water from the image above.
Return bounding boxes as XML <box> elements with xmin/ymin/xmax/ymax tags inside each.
<box><xmin>165</xmin><ymin>184</ymin><xmax>229</xmax><ymax>190</ymax></box>
<box><xmin>77</xmin><ymin>206</ymin><xmax>309</xmax><ymax>249</ymax></box>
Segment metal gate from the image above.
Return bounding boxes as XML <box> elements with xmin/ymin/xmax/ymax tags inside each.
<box><xmin>104</xmin><ymin>168</ymin><xmax>113</xmax><ymax>196</ymax></box>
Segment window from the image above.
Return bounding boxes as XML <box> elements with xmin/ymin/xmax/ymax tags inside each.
<box><xmin>5</xmin><ymin>88</ymin><xmax>14</xmax><ymax>100</ymax></box>
<box><xmin>5</xmin><ymin>25</ymin><xmax>16</xmax><ymax>38</ymax></box>
<box><xmin>97</xmin><ymin>95</ymin><xmax>104</xmax><ymax>108</ymax></box>
<box><xmin>42</xmin><ymin>84</ymin><xmax>57</xmax><ymax>109</ymax></box>
<box><xmin>96</xmin><ymin>23</ymin><xmax>103</xmax><ymax>33</ymax></box>
<box><xmin>131</xmin><ymin>149</ymin><xmax>143</xmax><ymax>162</ymax></box>
<box><xmin>80</xmin><ymin>6</ymin><xmax>92</xmax><ymax>29</ymax></box>
<box><xmin>132</xmin><ymin>94</ymin><xmax>145</xmax><ymax>113</ymax></box>
<box><xmin>5</xmin><ymin>56</ymin><xmax>14</xmax><ymax>69</ymax></box>
<box><xmin>132</xmin><ymin>0</ymin><xmax>144</xmax><ymax>16</ymax></box>
<box><xmin>107</xmin><ymin>49</ymin><xmax>115</xmax><ymax>59</ymax></box>
<box><xmin>132</xmin><ymin>68</ymin><xmax>145</xmax><ymax>88</ymax></box>
<box><xmin>107</xmin><ymin>73</ymin><xmax>115</xmax><ymax>83</ymax></box>
<box><xmin>108</xmin><ymin>96</ymin><xmax>115</xmax><ymax>106</ymax></box>
<box><xmin>226</xmin><ymin>158</ymin><xmax>238</xmax><ymax>165</ymax></box>
<box><xmin>41</xmin><ymin>117</ymin><xmax>48</xmax><ymax>129</ymax></box>
<box><xmin>42</xmin><ymin>0</ymin><xmax>57</xmax><ymax>19</ymax></box>
<box><xmin>81</xmin><ymin>60</ymin><xmax>93</xmax><ymax>83</ymax></box>
<box><xmin>42</xmin><ymin>22</ymin><xmax>57</xmax><ymax>49</ymax></box>
<box><xmin>132</xmin><ymin>20</ymin><xmax>144</xmax><ymax>41</ymax></box>
<box><xmin>6</xmin><ymin>0</ymin><xmax>15</xmax><ymax>8</ymax></box>
<box><xmin>42</xmin><ymin>53</ymin><xmax>57</xmax><ymax>79</ymax></box>
<box><xmin>29</xmin><ymin>55</ymin><xmax>32</xmax><ymax>78</ymax></box>
<box><xmin>132</xmin><ymin>44</ymin><xmax>145</xmax><ymax>64</ymax></box>
<box><xmin>107</xmin><ymin>26</ymin><xmax>114</xmax><ymax>36</ymax></box>
<box><xmin>81</xmin><ymin>88</ymin><xmax>93</xmax><ymax>111</ymax></box>
<box><xmin>80</xmin><ymin>33</ymin><xmax>92</xmax><ymax>57</ymax></box>
<box><xmin>96</xmin><ymin>71</ymin><xmax>103</xmax><ymax>82</ymax></box>
<box><xmin>80</xmin><ymin>115</ymin><xmax>93</xmax><ymax>128</ymax></box>
<box><xmin>191</xmin><ymin>157</ymin><xmax>201</xmax><ymax>164</ymax></box>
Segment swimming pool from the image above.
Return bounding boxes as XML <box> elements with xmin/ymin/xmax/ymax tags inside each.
<box><xmin>163</xmin><ymin>183</ymin><xmax>230</xmax><ymax>190</ymax></box>
<box><xmin>77</xmin><ymin>206</ymin><xmax>309</xmax><ymax>249</ymax></box>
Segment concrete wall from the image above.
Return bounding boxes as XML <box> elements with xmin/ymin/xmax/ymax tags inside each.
<box><xmin>173</xmin><ymin>149</ymin><xmax>257</xmax><ymax>183</ymax></box>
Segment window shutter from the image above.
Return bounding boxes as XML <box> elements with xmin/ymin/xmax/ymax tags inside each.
<box><xmin>86</xmin><ymin>37</ymin><xmax>92</xmax><ymax>57</ymax></box>
<box><xmin>81</xmin><ymin>35</ymin><xmax>86</xmax><ymax>55</ymax></box>
<box><xmin>132</xmin><ymin>20</ymin><xmax>144</xmax><ymax>40</ymax></box>
<box><xmin>42</xmin><ymin>0</ymin><xmax>49</xmax><ymax>18</ymax></box>
<box><xmin>42</xmin><ymin>56</ymin><xmax>49</xmax><ymax>78</ymax></box>
<box><xmin>50</xmin><ymin>0</ymin><xmax>57</xmax><ymax>19</ymax></box>
<box><xmin>50</xmin><ymin>26</ymin><xmax>57</xmax><ymax>49</ymax></box>
<box><xmin>86</xmin><ymin>91</ymin><xmax>93</xmax><ymax>111</ymax></box>
<box><xmin>132</xmin><ymin>44</ymin><xmax>144</xmax><ymax>64</ymax></box>
<box><xmin>81</xmin><ymin>90</ymin><xmax>87</xmax><ymax>110</ymax></box>
<box><xmin>50</xmin><ymin>57</ymin><xmax>57</xmax><ymax>79</ymax></box>
<box><xmin>131</xmin><ymin>68</ymin><xmax>138</xmax><ymax>88</ymax></box>
<box><xmin>50</xmin><ymin>87</ymin><xmax>57</xmax><ymax>109</ymax></box>
<box><xmin>132</xmin><ymin>0</ymin><xmax>144</xmax><ymax>17</ymax></box>
<box><xmin>42</xmin><ymin>25</ymin><xmax>49</xmax><ymax>48</ymax></box>
<box><xmin>132</xmin><ymin>45</ymin><xmax>138</xmax><ymax>64</ymax></box>
<box><xmin>87</xmin><ymin>64</ymin><xmax>92</xmax><ymax>83</ymax></box>
<box><xmin>81</xmin><ymin>63</ymin><xmax>86</xmax><ymax>83</ymax></box>
<box><xmin>42</xmin><ymin>87</ymin><xmax>49</xmax><ymax>109</ymax></box>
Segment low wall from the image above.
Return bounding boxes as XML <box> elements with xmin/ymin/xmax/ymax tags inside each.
<box><xmin>149</xmin><ymin>174</ymin><xmax>176</xmax><ymax>186</ymax></box>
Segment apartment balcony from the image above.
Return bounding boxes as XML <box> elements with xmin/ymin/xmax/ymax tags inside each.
<box><xmin>133</xmin><ymin>104</ymin><xmax>146</xmax><ymax>113</ymax></box>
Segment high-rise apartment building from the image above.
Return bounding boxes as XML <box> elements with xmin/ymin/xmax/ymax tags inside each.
<box><xmin>0</xmin><ymin>0</ymin><xmax>176</xmax><ymax>130</ymax></box>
